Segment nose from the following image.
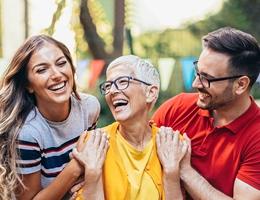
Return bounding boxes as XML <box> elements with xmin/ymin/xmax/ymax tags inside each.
<box><xmin>109</xmin><ymin>82</ymin><xmax>120</xmax><ymax>94</ymax></box>
<box><xmin>192</xmin><ymin>76</ymin><xmax>203</xmax><ymax>89</ymax></box>
<box><xmin>50</xmin><ymin>66</ymin><xmax>62</xmax><ymax>80</ymax></box>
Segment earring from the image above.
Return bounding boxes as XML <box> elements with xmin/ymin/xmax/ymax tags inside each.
<box><xmin>27</xmin><ymin>88</ymin><xmax>34</xmax><ymax>93</ymax></box>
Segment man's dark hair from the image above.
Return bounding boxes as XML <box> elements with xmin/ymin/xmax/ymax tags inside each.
<box><xmin>203</xmin><ymin>27</ymin><xmax>260</xmax><ymax>87</ymax></box>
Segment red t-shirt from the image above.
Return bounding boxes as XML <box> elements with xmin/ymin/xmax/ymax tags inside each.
<box><xmin>152</xmin><ymin>93</ymin><xmax>260</xmax><ymax>197</ymax></box>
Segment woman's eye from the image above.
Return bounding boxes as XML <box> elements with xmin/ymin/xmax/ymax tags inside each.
<box><xmin>104</xmin><ymin>83</ymin><xmax>111</xmax><ymax>90</ymax></box>
<box><xmin>36</xmin><ymin>68</ymin><xmax>47</xmax><ymax>73</ymax></box>
<box><xmin>119</xmin><ymin>79</ymin><xmax>128</xmax><ymax>85</ymax></box>
<box><xmin>57</xmin><ymin>61</ymin><xmax>67</xmax><ymax>66</ymax></box>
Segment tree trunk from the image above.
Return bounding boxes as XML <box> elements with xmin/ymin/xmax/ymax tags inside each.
<box><xmin>112</xmin><ymin>0</ymin><xmax>125</xmax><ymax>57</ymax></box>
<box><xmin>80</xmin><ymin>0</ymin><xmax>109</xmax><ymax>59</ymax></box>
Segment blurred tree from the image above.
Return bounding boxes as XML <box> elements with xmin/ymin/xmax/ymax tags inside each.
<box><xmin>80</xmin><ymin>0</ymin><xmax>125</xmax><ymax>60</ymax></box>
<box><xmin>188</xmin><ymin>0</ymin><xmax>260</xmax><ymax>40</ymax></box>
<box><xmin>135</xmin><ymin>29</ymin><xmax>201</xmax><ymax>62</ymax></box>
<box><xmin>45</xmin><ymin>0</ymin><xmax>127</xmax><ymax>61</ymax></box>
<box><xmin>44</xmin><ymin>0</ymin><xmax>66</xmax><ymax>36</ymax></box>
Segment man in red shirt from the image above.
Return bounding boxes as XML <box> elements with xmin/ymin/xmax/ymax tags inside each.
<box><xmin>153</xmin><ymin>27</ymin><xmax>260</xmax><ymax>199</ymax></box>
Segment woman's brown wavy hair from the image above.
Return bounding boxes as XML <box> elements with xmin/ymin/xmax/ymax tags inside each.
<box><xmin>0</xmin><ymin>35</ymin><xmax>79</xmax><ymax>199</ymax></box>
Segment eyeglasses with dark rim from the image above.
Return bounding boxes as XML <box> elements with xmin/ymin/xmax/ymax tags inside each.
<box><xmin>99</xmin><ymin>75</ymin><xmax>152</xmax><ymax>95</ymax></box>
<box><xmin>193</xmin><ymin>61</ymin><xmax>244</xmax><ymax>88</ymax></box>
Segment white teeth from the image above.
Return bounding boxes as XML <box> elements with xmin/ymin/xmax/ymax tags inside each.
<box><xmin>199</xmin><ymin>93</ymin><xmax>210</xmax><ymax>98</ymax></box>
<box><xmin>49</xmin><ymin>82</ymin><xmax>65</xmax><ymax>90</ymax></box>
<box><xmin>112</xmin><ymin>99</ymin><xmax>128</xmax><ymax>107</ymax></box>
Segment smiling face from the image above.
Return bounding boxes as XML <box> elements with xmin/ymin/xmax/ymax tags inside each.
<box><xmin>105</xmin><ymin>65</ymin><xmax>149</xmax><ymax>123</ymax></box>
<box><xmin>27</xmin><ymin>42</ymin><xmax>74</xmax><ymax>110</ymax></box>
<box><xmin>192</xmin><ymin>48</ymin><xmax>237</xmax><ymax>110</ymax></box>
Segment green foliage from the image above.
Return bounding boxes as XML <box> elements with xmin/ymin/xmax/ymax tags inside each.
<box><xmin>97</xmin><ymin>92</ymin><xmax>114</xmax><ymax>128</ymax></box>
<box><xmin>71</xmin><ymin>0</ymin><xmax>115</xmax><ymax>59</ymax></box>
<box><xmin>188</xmin><ymin>0</ymin><xmax>260</xmax><ymax>41</ymax></box>
<box><xmin>88</xmin><ymin>0</ymin><xmax>113</xmax><ymax>53</ymax></box>
<box><xmin>99</xmin><ymin>0</ymin><xmax>114</xmax><ymax>24</ymax></box>
<box><xmin>72</xmin><ymin>0</ymin><xmax>90</xmax><ymax>59</ymax></box>
<box><xmin>251</xmin><ymin>83</ymin><xmax>260</xmax><ymax>99</ymax></box>
<box><xmin>135</xmin><ymin>29</ymin><xmax>201</xmax><ymax>60</ymax></box>
<box><xmin>43</xmin><ymin>0</ymin><xmax>66</xmax><ymax>36</ymax></box>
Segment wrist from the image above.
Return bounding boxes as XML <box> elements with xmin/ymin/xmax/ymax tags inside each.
<box><xmin>180</xmin><ymin>164</ymin><xmax>193</xmax><ymax>180</ymax></box>
<box><xmin>67</xmin><ymin>158</ymin><xmax>83</xmax><ymax>178</ymax></box>
<box><xmin>164</xmin><ymin>167</ymin><xmax>180</xmax><ymax>180</ymax></box>
<box><xmin>85</xmin><ymin>167</ymin><xmax>102</xmax><ymax>182</ymax></box>
<box><xmin>163</xmin><ymin>164</ymin><xmax>180</xmax><ymax>175</ymax></box>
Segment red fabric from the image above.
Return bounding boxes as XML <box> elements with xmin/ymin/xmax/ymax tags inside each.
<box><xmin>152</xmin><ymin>93</ymin><xmax>260</xmax><ymax>198</ymax></box>
<box><xmin>88</xmin><ymin>60</ymin><xmax>105</xmax><ymax>89</ymax></box>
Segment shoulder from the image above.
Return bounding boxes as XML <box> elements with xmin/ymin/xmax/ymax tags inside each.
<box><xmin>18</xmin><ymin>110</ymin><xmax>45</xmax><ymax>143</ymax></box>
<box><xmin>78</xmin><ymin>93</ymin><xmax>100</xmax><ymax>110</ymax></box>
<box><xmin>152</xmin><ymin>93</ymin><xmax>199</xmax><ymax>126</ymax></box>
<box><xmin>102</xmin><ymin>122</ymin><xmax>119</xmax><ymax>137</ymax></box>
<box><xmin>71</xmin><ymin>93</ymin><xmax>100</xmax><ymax>115</ymax></box>
<box><xmin>74</xmin><ymin>93</ymin><xmax>100</xmax><ymax>129</ymax></box>
<box><xmin>154</xmin><ymin>93</ymin><xmax>198</xmax><ymax>116</ymax></box>
<box><xmin>164</xmin><ymin>93</ymin><xmax>198</xmax><ymax>107</ymax></box>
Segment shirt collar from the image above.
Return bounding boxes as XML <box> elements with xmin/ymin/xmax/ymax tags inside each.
<box><xmin>198</xmin><ymin>96</ymin><xmax>259</xmax><ymax>134</ymax></box>
<box><xmin>226</xmin><ymin>97</ymin><xmax>259</xmax><ymax>134</ymax></box>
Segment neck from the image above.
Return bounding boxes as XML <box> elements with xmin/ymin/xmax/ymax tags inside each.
<box><xmin>118</xmin><ymin>117</ymin><xmax>152</xmax><ymax>150</ymax></box>
<box><xmin>37</xmin><ymin>100</ymin><xmax>71</xmax><ymax>122</ymax></box>
<box><xmin>212</xmin><ymin>95</ymin><xmax>251</xmax><ymax>127</ymax></box>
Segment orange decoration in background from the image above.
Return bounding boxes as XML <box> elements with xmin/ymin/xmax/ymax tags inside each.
<box><xmin>88</xmin><ymin>59</ymin><xmax>105</xmax><ymax>89</ymax></box>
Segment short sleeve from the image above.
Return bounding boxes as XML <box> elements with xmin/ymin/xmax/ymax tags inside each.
<box><xmin>237</xmin><ymin>132</ymin><xmax>260</xmax><ymax>190</ymax></box>
<box><xmin>85</xmin><ymin>95</ymin><xmax>101</xmax><ymax>130</ymax></box>
<box><xmin>152</xmin><ymin>95</ymin><xmax>180</xmax><ymax>127</ymax></box>
<box><xmin>16</xmin><ymin>125</ymin><xmax>41</xmax><ymax>174</ymax></box>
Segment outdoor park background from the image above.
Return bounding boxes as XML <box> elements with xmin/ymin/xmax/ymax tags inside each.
<box><xmin>0</xmin><ymin>0</ymin><xmax>259</xmax><ymax>127</ymax></box>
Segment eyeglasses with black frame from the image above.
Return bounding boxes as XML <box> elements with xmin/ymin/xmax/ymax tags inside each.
<box><xmin>193</xmin><ymin>61</ymin><xmax>244</xmax><ymax>88</ymax></box>
<box><xmin>99</xmin><ymin>76</ymin><xmax>152</xmax><ymax>95</ymax></box>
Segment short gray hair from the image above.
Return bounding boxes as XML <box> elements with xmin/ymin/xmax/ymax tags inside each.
<box><xmin>107</xmin><ymin>55</ymin><xmax>160</xmax><ymax>89</ymax></box>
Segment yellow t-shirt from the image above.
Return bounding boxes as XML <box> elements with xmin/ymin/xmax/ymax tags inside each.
<box><xmin>116</xmin><ymin>130</ymin><xmax>159</xmax><ymax>200</ymax></box>
<box><xmin>76</xmin><ymin>122</ymin><xmax>164</xmax><ymax>200</ymax></box>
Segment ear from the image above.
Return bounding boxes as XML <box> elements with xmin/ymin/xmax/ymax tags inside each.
<box><xmin>146</xmin><ymin>85</ymin><xmax>159</xmax><ymax>103</ymax></box>
<box><xmin>234</xmin><ymin>76</ymin><xmax>250</xmax><ymax>95</ymax></box>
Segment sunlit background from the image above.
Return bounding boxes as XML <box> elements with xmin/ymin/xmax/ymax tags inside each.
<box><xmin>0</xmin><ymin>0</ymin><xmax>259</xmax><ymax>126</ymax></box>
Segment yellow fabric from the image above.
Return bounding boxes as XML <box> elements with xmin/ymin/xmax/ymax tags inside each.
<box><xmin>116</xmin><ymin>130</ymin><xmax>159</xmax><ymax>200</ymax></box>
<box><xmin>75</xmin><ymin>189</ymin><xmax>84</xmax><ymax>200</ymax></box>
<box><xmin>76</xmin><ymin>122</ymin><xmax>164</xmax><ymax>200</ymax></box>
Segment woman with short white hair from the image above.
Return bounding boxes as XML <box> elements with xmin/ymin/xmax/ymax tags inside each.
<box><xmin>73</xmin><ymin>55</ymin><xmax>188</xmax><ymax>200</ymax></box>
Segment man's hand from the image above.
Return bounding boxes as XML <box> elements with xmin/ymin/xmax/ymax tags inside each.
<box><xmin>180</xmin><ymin>133</ymin><xmax>192</xmax><ymax>172</ymax></box>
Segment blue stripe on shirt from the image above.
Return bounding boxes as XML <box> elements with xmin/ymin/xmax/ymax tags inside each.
<box><xmin>42</xmin><ymin>149</ymin><xmax>71</xmax><ymax>169</ymax></box>
<box><xmin>18</xmin><ymin>149</ymin><xmax>40</xmax><ymax>160</ymax></box>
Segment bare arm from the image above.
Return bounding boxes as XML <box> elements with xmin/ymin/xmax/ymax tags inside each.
<box><xmin>16</xmin><ymin>132</ymin><xmax>90</xmax><ymax>200</ymax></box>
<box><xmin>17</xmin><ymin>158</ymin><xmax>82</xmax><ymax>200</ymax></box>
<box><xmin>180</xmin><ymin>134</ymin><xmax>260</xmax><ymax>200</ymax></box>
<box><xmin>156</xmin><ymin>127</ymin><xmax>187</xmax><ymax>200</ymax></box>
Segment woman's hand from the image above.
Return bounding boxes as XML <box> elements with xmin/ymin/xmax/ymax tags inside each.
<box><xmin>72</xmin><ymin>129</ymin><xmax>109</xmax><ymax>181</ymax></box>
<box><xmin>156</xmin><ymin>127</ymin><xmax>188</xmax><ymax>177</ymax></box>
<box><xmin>156</xmin><ymin>127</ymin><xmax>188</xmax><ymax>200</ymax></box>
